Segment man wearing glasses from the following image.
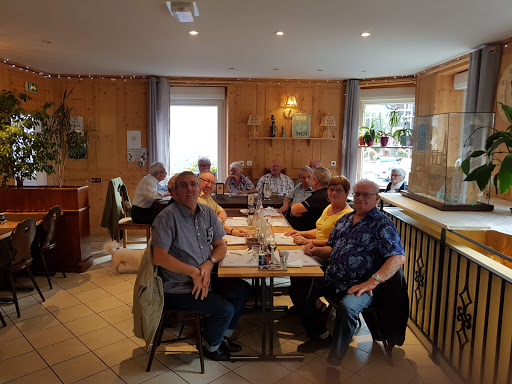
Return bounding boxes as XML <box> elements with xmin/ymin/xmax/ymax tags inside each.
<box><xmin>295</xmin><ymin>179</ymin><xmax>407</xmax><ymax>367</ymax></box>
<box><xmin>198</xmin><ymin>171</ymin><xmax>248</xmax><ymax>237</ymax></box>
<box><xmin>132</xmin><ymin>162</ymin><xmax>171</xmax><ymax>224</ymax></box>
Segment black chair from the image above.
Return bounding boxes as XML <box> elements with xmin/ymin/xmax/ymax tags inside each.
<box><xmin>36</xmin><ymin>205</ymin><xmax>64</xmax><ymax>289</ymax></box>
<box><xmin>0</xmin><ymin>219</ymin><xmax>45</xmax><ymax>318</ymax></box>
<box><xmin>147</xmin><ymin>309</ymin><xmax>205</xmax><ymax>374</ymax></box>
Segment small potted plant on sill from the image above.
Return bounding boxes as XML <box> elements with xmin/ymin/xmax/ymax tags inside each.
<box><xmin>392</xmin><ymin>122</ymin><xmax>413</xmax><ymax>147</ymax></box>
<box><xmin>360</xmin><ymin>125</ymin><xmax>376</xmax><ymax>146</ymax></box>
<box><xmin>376</xmin><ymin>130</ymin><xmax>392</xmax><ymax>147</ymax></box>
<box><xmin>461</xmin><ymin>102</ymin><xmax>512</xmax><ymax>195</ymax></box>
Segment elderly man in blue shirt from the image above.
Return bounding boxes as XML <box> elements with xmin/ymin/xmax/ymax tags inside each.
<box><xmin>295</xmin><ymin>179</ymin><xmax>406</xmax><ymax>366</ymax></box>
<box><xmin>152</xmin><ymin>171</ymin><xmax>251</xmax><ymax>361</ymax></box>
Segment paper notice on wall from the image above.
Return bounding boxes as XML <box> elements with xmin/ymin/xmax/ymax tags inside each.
<box><xmin>127</xmin><ymin>130</ymin><xmax>141</xmax><ymax>149</ymax></box>
<box><xmin>128</xmin><ymin>148</ymin><xmax>146</xmax><ymax>164</ymax></box>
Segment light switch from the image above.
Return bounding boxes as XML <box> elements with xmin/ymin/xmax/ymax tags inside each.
<box><xmin>247</xmin><ymin>160</ymin><xmax>253</xmax><ymax>166</ymax></box>
<box><xmin>239</xmin><ymin>161</ymin><xmax>244</xmax><ymax>166</ymax></box>
<box><xmin>330</xmin><ymin>161</ymin><xmax>336</xmax><ymax>167</ymax></box>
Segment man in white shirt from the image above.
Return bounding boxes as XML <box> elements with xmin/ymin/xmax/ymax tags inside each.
<box><xmin>131</xmin><ymin>162</ymin><xmax>171</xmax><ymax>224</ymax></box>
<box><xmin>256</xmin><ymin>159</ymin><xmax>294</xmax><ymax>195</ymax></box>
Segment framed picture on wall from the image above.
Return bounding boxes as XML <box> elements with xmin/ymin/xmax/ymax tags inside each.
<box><xmin>292</xmin><ymin>113</ymin><xmax>311</xmax><ymax>137</ymax></box>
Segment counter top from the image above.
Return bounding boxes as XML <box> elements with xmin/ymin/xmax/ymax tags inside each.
<box><xmin>379</xmin><ymin>193</ymin><xmax>512</xmax><ymax>236</ymax></box>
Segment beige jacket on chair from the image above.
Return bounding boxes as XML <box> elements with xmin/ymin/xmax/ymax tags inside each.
<box><xmin>132</xmin><ymin>241</ymin><xmax>164</xmax><ymax>348</ymax></box>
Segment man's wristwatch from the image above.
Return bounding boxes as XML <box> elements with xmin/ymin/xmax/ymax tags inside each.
<box><xmin>371</xmin><ymin>273</ymin><xmax>382</xmax><ymax>284</ymax></box>
<box><xmin>208</xmin><ymin>257</ymin><xmax>217</xmax><ymax>265</ymax></box>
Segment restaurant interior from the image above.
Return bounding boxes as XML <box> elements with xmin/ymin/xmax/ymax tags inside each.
<box><xmin>1</xmin><ymin>1</ymin><xmax>512</xmax><ymax>383</ymax></box>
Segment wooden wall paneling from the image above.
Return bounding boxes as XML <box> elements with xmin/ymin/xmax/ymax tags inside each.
<box><xmin>415</xmin><ymin>74</ymin><xmax>436</xmax><ymax>116</ymax></box>
<box><xmin>117</xmin><ymin>81</ymin><xmax>128</xmax><ymax>172</ymax></box>
<box><xmin>0</xmin><ymin>65</ymin><xmax>8</xmax><ymax>89</ymax></box>
<box><xmin>226</xmin><ymin>84</ymin><xmax>237</xmax><ymax>171</ymax></box>
<box><xmin>94</xmin><ymin>81</ymin><xmax>119</xmax><ymax>170</ymax></box>
<box><xmin>124</xmin><ymin>81</ymin><xmax>148</xmax><ymax>171</ymax></box>
<box><xmin>433</xmin><ymin>75</ymin><xmax>463</xmax><ymax>114</ymax></box>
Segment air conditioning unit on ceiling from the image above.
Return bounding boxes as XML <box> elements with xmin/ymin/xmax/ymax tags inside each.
<box><xmin>165</xmin><ymin>1</ymin><xmax>199</xmax><ymax>23</ymax></box>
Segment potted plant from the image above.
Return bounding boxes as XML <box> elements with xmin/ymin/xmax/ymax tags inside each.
<box><xmin>392</xmin><ymin>122</ymin><xmax>413</xmax><ymax>147</ymax></box>
<box><xmin>39</xmin><ymin>87</ymin><xmax>94</xmax><ymax>186</ymax></box>
<box><xmin>0</xmin><ymin>90</ymin><xmax>58</xmax><ymax>187</ymax></box>
<box><xmin>461</xmin><ymin>102</ymin><xmax>512</xmax><ymax>194</ymax></box>
<box><xmin>376</xmin><ymin>130</ymin><xmax>392</xmax><ymax>147</ymax></box>
<box><xmin>360</xmin><ymin>125</ymin><xmax>376</xmax><ymax>146</ymax></box>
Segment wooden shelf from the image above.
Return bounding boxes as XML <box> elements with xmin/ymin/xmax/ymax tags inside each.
<box><xmin>249</xmin><ymin>136</ymin><xmax>336</xmax><ymax>147</ymax></box>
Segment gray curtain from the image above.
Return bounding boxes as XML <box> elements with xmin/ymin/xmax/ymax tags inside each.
<box><xmin>465</xmin><ymin>44</ymin><xmax>502</xmax><ymax>113</ymax></box>
<box><xmin>341</xmin><ymin>79</ymin><xmax>360</xmax><ymax>186</ymax></box>
<box><xmin>148</xmin><ymin>77</ymin><xmax>170</xmax><ymax>172</ymax></box>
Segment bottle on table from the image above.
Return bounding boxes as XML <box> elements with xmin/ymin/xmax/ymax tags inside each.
<box><xmin>263</xmin><ymin>182</ymin><xmax>271</xmax><ymax>199</ymax></box>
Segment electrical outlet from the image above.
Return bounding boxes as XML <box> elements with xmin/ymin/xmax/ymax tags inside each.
<box><xmin>247</xmin><ymin>160</ymin><xmax>253</xmax><ymax>166</ymax></box>
<box><xmin>330</xmin><ymin>161</ymin><xmax>336</xmax><ymax>167</ymax></box>
<box><xmin>239</xmin><ymin>161</ymin><xmax>244</xmax><ymax>166</ymax></box>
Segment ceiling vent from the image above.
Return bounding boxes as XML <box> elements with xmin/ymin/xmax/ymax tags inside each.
<box><xmin>165</xmin><ymin>1</ymin><xmax>199</xmax><ymax>23</ymax></box>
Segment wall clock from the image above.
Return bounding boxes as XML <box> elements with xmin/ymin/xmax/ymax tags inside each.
<box><xmin>496</xmin><ymin>63</ymin><xmax>512</xmax><ymax>123</ymax></box>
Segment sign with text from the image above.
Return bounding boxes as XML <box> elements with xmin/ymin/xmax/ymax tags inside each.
<box><xmin>292</xmin><ymin>113</ymin><xmax>311</xmax><ymax>137</ymax></box>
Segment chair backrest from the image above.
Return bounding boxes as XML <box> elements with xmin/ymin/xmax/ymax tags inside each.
<box><xmin>10</xmin><ymin>218</ymin><xmax>36</xmax><ymax>264</ymax></box>
<box><xmin>119</xmin><ymin>184</ymin><xmax>132</xmax><ymax>218</ymax></box>
<box><xmin>41</xmin><ymin>205</ymin><xmax>62</xmax><ymax>248</ymax></box>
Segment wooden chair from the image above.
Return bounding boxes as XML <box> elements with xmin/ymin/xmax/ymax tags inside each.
<box><xmin>147</xmin><ymin>309</ymin><xmax>205</xmax><ymax>374</ymax></box>
<box><xmin>0</xmin><ymin>219</ymin><xmax>45</xmax><ymax>318</ymax></box>
<box><xmin>115</xmin><ymin>184</ymin><xmax>151</xmax><ymax>248</ymax></box>
<box><xmin>36</xmin><ymin>205</ymin><xmax>64</xmax><ymax>290</ymax></box>
<box><xmin>0</xmin><ymin>310</ymin><xmax>6</xmax><ymax>327</ymax></box>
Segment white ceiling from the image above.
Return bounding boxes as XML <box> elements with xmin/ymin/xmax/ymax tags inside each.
<box><xmin>1</xmin><ymin>0</ymin><xmax>511</xmax><ymax>80</ymax></box>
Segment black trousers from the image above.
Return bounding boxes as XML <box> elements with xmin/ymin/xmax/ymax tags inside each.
<box><xmin>131</xmin><ymin>205</ymin><xmax>154</xmax><ymax>225</ymax></box>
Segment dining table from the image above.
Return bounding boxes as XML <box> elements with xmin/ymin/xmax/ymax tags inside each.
<box><xmin>213</xmin><ymin>194</ymin><xmax>284</xmax><ymax>209</ymax></box>
<box><xmin>219</xmin><ymin>208</ymin><xmax>324</xmax><ymax>361</ymax></box>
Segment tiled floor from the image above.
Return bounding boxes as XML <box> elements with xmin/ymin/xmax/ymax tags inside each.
<box><xmin>0</xmin><ymin>238</ymin><xmax>456</xmax><ymax>384</ymax></box>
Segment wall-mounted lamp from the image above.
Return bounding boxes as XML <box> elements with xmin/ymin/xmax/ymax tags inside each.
<box><xmin>320</xmin><ymin>114</ymin><xmax>336</xmax><ymax>138</ymax></box>
<box><xmin>283</xmin><ymin>96</ymin><xmax>298</xmax><ymax>118</ymax></box>
<box><xmin>247</xmin><ymin>114</ymin><xmax>261</xmax><ymax>137</ymax></box>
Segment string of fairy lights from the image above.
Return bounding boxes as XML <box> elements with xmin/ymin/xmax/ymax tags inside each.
<box><xmin>1</xmin><ymin>41</ymin><xmax>509</xmax><ymax>85</ymax></box>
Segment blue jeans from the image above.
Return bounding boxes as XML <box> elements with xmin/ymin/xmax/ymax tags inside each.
<box><xmin>163</xmin><ymin>277</ymin><xmax>251</xmax><ymax>352</ymax></box>
<box><xmin>329</xmin><ymin>292</ymin><xmax>373</xmax><ymax>362</ymax></box>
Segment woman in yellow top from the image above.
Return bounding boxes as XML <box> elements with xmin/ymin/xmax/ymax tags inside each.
<box><xmin>285</xmin><ymin>176</ymin><xmax>352</xmax><ymax>247</ymax></box>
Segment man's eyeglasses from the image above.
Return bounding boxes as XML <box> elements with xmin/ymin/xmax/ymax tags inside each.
<box><xmin>353</xmin><ymin>192</ymin><xmax>378</xmax><ymax>199</ymax></box>
<box><xmin>199</xmin><ymin>177</ymin><xmax>214</xmax><ymax>185</ymax></box>
<box><xmin>328</xmin><ymin>188</ymin><xmax>346</xmax><ymax>194</ymax></box>
<box><xmin>391</xmin><ymin>174</ymin><xmax>402</xmax><ymax>178</ymax></box>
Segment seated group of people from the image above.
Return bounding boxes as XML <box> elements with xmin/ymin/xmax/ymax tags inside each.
<box><xmin>131</xmin><ymin>158</ymin><xmax>407</xmax><ymax>366</ymax></box>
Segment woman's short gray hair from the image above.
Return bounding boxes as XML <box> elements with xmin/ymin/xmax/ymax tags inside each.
<box><xmin>391</xmin><ymin>168</ymin><xmax>406</xmax><ymax>178</ymax></box>
<box><xmin>354</xmin><ymin>179</ymin><xmax>380</xmax><ymax>194</ymax></box>
<box><xmin>149</xmin><ymin>162</ymin><xmax>165</xmax><ymax>176</ymax></box>
<box><xmin>229</xmin><ymin>162</ymin><xmax>244</xmax><ymax>173</ymax></box>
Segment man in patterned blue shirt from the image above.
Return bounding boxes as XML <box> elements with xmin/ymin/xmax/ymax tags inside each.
<box><xmin>295</xmin><ymin>179</ymin><xmax>406</xmax><ymax>366</ymax></box>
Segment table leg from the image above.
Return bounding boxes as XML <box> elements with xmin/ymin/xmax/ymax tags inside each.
<box><xmin>231</xmin><ymin>275</ymin><xmax>304</xmax><ymax>361</ymax></box>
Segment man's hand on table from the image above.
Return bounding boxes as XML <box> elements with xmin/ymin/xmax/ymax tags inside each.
<box><xmin>232</xmin><ymin>228</ymin><xmax>249</xmax><ymax>237</ymax></box>
<box><xmin>347</xmin><ymin>278</ymin><xmax>379</xmax><ymax>298</ymax></box>
<box><xmin>277</xmin><ymin>206</ymin><xmax>288</xmax><ymax>213</ymax></box>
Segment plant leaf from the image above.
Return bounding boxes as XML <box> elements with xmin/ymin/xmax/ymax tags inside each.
<box><xmin>497</xmin><ymin>154</ymin><xmax>512</xmax><ymax>194</ymax></box>
<box><xmin>499</xmin><ymin>102</ymin><xmax>512</xmax><ymax>126</ymax></box>
<box><xmin>463</xmin><ymin>163</ymin><xmax>495</xmax><ymax>191</ymax></box>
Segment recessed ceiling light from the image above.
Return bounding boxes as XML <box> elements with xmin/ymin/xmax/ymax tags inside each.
<box><xmin>41</xmin><ymin>40</ymin><xmax>52</xmax><ymax>44</ymax></box>
<box><xmin>275</xmin><ymin>31</ymin><xmax>284</xmax><ymax>36</ymax></box>
<box><xmin>273</xmin><ymin>68</ymin><xmax>279</xmax><ymax>71</ymax></box>
<box><xmin>361</xmin><ymin>70</ymin><xmax>367</xmax><ymax>73</ymax></box>
<box><xmin>189</xmin><ymin>30</ymin><xmax>199</xmax><ymax>35</ymax></box>
<box><xmin>361</xmin><ymin>32</ymin><xmax>371</xmax><ymax>37</ymax></box>
<box><xmin>317</xmin><ymin>69</ymin><xmax>323</xmax><ymax>72</ymax></box>
<box><xmin>228</xmin><ymin>67</ymin><xmax>235</xmax><ymax>70</ymax></box>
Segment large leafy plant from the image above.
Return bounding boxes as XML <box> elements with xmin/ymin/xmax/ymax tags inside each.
<box><xmin>461</xmin><ymin>103</ymin><xmax>512</xmax><ymax>194</ymax></box>
<box><xmin>0</xmin><ymin>90</ymin><xmax>58</xmax><ymax>187</ymax></box>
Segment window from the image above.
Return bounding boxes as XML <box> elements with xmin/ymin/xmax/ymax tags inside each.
<box><xmin>170</xmin><ymin>87</ymin><xmax>226</xmax><ymax>180</ymax></box>
<box><xmin>358</xmin><ymin>88</ymin><xmax>415</xmax><ymax>188</ymax></box>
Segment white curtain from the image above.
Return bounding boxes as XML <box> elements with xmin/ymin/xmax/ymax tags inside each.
<box><xmin>148</xmin><ymin>77</ymin><xmax>170</xmax><ymax>173</ymax></box>
<box><xmin>341</xmin><ymin>80</ymin><xmax>361</xmax><ymax>187</ymax></box>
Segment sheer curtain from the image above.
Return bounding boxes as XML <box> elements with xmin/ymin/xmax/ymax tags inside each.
<box><xmin>148</xmin><ymin>77</ymin><xmax>170</xmax><ymax>173</ymax></box>
<box><xmin>341</xmin><ymin>80</ymin><xmax>360</xmax><ymax>186</ymax></box>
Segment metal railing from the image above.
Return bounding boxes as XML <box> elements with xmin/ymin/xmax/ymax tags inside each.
<box><xmin>385</xmin><ymin>208</ymin><xmax>512</xmax><ymax>384</ymax></box>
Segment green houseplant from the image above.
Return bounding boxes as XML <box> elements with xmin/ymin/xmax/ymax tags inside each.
<box><xmin>360</xmin><ymin>125</ymin><xmax>376</xmax><ymax>146</ymax></box>
<box><xmin>0</xmin><ymin>90</ymin><xmax>58</xmax><ymax>187</ymax></box>
<box><xmin>392</xmin><ymin>122</ymin><xmax>413</xmax><ymax>147</ymax></box>
<box><xmin>461</xmin><ymin>102</ymin><xmax>512</xmax><ymax>194</ymax></box>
